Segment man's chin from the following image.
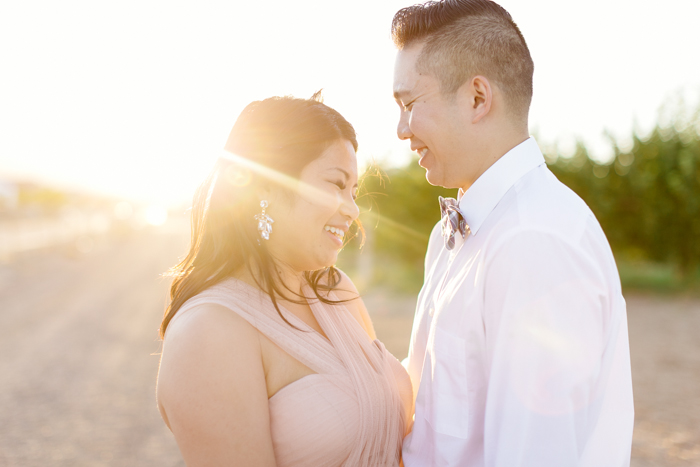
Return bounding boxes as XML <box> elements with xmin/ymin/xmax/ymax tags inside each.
<box><xmin>424</xmin><ymin>169</ymin><xmax>444</xmax><ymax>187</ymax></box>
<box><xmin>425</xmin><ymin>169</ymin><xmax>462</xmax><ymax>190</ymax></box>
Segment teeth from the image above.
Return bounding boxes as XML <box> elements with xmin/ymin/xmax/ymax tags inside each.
<box><xmin>419</xmin><ymin>148</ymin><xmax>428</xmax><ymax>157</ymax></box>
<box><xmin>324</xmin><ymin>225</ymin><xmax>345</xmax><ymax>239</ymax></box>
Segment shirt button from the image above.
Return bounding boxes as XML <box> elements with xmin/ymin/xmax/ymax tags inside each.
<box><xmin>429</xmin><ymin>307</ymin><xmax>435</xmax><ymax>317</ymax></box>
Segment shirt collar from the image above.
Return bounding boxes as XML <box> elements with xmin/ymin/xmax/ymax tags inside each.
<box><xmin>458</xmin><ymin>136</ymin><xmax>545</xmax><ymax>236</ymax></box>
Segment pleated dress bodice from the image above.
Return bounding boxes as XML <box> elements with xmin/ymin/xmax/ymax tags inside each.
<box><xmin>174</xmin><ymin>278</ymin><xmax>413</xmax><ymax>467</ymax></box>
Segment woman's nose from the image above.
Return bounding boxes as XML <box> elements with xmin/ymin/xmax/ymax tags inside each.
<box><xmin>340</xmin><ymin>194</ymin><xmax>360</xmax><ymax>221</ymax></box>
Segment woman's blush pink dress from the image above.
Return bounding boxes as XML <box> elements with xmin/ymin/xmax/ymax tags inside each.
<box><xmin>173</xmin><ymin>278</ymin><xmax>414</xmax><ymax>467</ymax></box>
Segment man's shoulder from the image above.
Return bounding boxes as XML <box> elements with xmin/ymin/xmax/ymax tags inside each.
<box><xmin>480</xmin><ymin>165</ymin><xmax>609</xmax><ymax>257</ymax></box>
<box><xmin>518</xmin><ymin>164</ymin><xmax>591</xmax><ymax>211</ymax></box>
<box><xmin>513</xmin><ymin>166</ymin><xmax>598</xmax><ymax>236</ymax></box>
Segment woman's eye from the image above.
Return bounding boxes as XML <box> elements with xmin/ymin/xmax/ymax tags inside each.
<box><xmin>330</xmin><ymin>180</ymin><xmax>346</xmax><ymax>190</ymax></box>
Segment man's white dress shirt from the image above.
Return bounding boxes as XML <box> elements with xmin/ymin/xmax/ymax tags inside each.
<box><xmin>402</xmin><ymin>137</ymin><xmax>634</xmax><ymax>466</ymax></box>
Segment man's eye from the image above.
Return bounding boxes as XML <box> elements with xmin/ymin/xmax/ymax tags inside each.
<box><xmin>330</xmin><ymin>180</ymin><xmax>346</xmax><ymax>190</ymax></box>
<box><xmin>403</xmin><ymin>101</ymin><xmax>415</xmax><ymax>112</ymax></box>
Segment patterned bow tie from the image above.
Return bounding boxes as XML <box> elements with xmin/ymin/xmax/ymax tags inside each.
<box><xmin>439</xmin><ymin>196</ymin><xmax>469</xmax><ymax>250</ymax></box>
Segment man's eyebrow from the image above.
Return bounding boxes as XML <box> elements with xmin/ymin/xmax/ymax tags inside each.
<box><xmin>393</xmin><ymin>88</ymin><xmax>411</xmax><ymax>101</ymax></box>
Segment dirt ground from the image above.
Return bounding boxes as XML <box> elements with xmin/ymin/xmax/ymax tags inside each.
<box><xmin>0</xmin><ymin>225</ymin><xmax>698</xmax><ymax>466</ymax></box>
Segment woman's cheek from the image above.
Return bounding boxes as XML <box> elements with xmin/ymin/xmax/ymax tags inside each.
<box><xmin>308</xmin><ymin>186</ymin><xmax>340</xmax><ymax>212</ymax></box>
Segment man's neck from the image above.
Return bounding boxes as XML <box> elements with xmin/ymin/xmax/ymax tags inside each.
<box><xmin>461</xmin><ymin>127</ymin><xmax>530</xmax><ymax>193</ymax></box>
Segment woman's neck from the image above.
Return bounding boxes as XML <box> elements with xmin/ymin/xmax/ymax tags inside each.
<box><xmin>234</xmin><ymin>255</ymin><xmax>306</xmax><ymax>301</ymax></box>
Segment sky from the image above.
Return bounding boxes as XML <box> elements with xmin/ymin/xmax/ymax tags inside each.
<box><xmin>1</xmin><ymin>0</ymin><xmax>699</xmax><ymax>205</ymax></box>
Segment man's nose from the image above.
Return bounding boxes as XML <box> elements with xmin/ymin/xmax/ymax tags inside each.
<box><xmin>397</xmin><ymin>111</ymin><xmax>412</xmax><ymax>140</ymax></box>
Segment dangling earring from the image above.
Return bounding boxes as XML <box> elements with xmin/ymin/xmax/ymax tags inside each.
<box><xmin>255</xmin><ymin>200</ymin><xmax>274</xmax><ymax>241</ymax></box>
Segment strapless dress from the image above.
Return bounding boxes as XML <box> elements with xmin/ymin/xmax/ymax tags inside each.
<box><xmin>176</xmin><ymin>278</ymin><xmax>413</xmax><ymax>466</ymax></box>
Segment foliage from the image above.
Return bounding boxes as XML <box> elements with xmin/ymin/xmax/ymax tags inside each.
<box><xmin>548</xmin><ymin>119</ymin><xmax>700</xmax><ymax>280</ymax></box>
<box><xmin>340</xmin><ymin>107</ymin><xmax>700</xmax><ymax>293</ymax></box>
<box><xmin>338</xmin><ymin>161</ymin><xmax>455</xmax><ymax>292</ymax></box>
<box><xmin>359</xmin><ymin>163</ymin><xmax>456</xmax><ymax>267</ymax></box>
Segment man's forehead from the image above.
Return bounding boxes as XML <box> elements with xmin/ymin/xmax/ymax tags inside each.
<box><xmin>393</xmin><ymin>44</ymin><xmax>425</xmax><ymax>96</ymax></box>
<box><xmin>393</xmin><ymin>66</ymin><xmax>418</xmax><ymax>98</ymax></box>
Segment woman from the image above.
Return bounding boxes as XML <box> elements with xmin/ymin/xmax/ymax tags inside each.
<box><xmin>156</xmin><ymin>93</ymin><xmax>413</xmax><ymax>466</ymax></box>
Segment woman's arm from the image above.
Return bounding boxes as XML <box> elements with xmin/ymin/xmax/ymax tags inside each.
<box><xmin>157</xmin><ymin>304</ymin><xmax>277</xmax><ymax>466</ymax></box>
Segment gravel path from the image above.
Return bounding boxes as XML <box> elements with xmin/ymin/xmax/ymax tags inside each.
<box><xmin>0</xmin><ymin>228</ymin><xmax>185</xmax><ymax>467</ymax></box>
<box><xmin>0</xmin><ymin>226</ymin><xmax>697</xmax><ymax>466</ymax></box>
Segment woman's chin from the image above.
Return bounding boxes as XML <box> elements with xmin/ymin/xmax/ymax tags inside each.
<box><xmin>312</xmin><ymin>252</ymin><xmax>340</xmax><ymax>272</ymax></box>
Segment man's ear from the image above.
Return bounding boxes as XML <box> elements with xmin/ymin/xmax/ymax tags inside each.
<box><xmin>468</xmin><ymin>75</ymin><xmax>492</xmax><ymax>124</ymax></box>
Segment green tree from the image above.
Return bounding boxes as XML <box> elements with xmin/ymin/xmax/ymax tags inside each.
<box><xmin>549</xmin><ymin>116</ymin><xmax>700</xmax><ymax>279</ymax></box>
<box><xmin>345</xmin><ymin>104</ymin><xmax>700</xmax><ymax>290</ymax></box>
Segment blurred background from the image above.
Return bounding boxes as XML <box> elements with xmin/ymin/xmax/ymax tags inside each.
<box><xmin>1</xmin><ymin>0</ymin><xmax>698</xmax><ymax>466</ymax></box>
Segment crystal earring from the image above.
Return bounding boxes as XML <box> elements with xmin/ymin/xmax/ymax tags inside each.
<box><xmin>255</xmin><ymin>200</ymin><xmax>274</xmax><ymax>241</ymax></box>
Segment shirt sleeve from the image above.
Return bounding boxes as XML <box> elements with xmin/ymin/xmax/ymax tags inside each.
<box><xmin>482</xmin><ymin>227</ymin><xmax>610</xmax><ymax>466</ymax></box>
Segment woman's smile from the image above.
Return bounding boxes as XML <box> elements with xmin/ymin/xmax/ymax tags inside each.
<box><xmin>324</xmin><ymin>224</ymin><xmax>346</xmax><ymax>247</ymax></box>
<box><xmin>265</xmin><ymin>139</ymin><xmax>359</xmax><ymax>273</ymax></box>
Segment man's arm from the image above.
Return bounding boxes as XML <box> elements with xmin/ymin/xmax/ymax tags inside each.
<box><xmin>482</xmin><ymin>228</ymin><xmax>610</xmax><ymax>466</ymax></box>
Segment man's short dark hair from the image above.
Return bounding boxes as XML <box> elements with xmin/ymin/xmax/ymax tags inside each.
<box><xmin>392</xmin><ymin>0</ymin><xmax>534</xmax><ymax>122</ymax></box>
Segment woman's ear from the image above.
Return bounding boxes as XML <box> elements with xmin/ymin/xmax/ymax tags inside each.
<box><xmin>257</xmin><ymin>183</ymin><xmax>291</xmax><ymax>212</ymax></box>
<box><xmin>256</xmin><ymin>184</ymin><xmax>273</xmax><ymax>205</ymax></box>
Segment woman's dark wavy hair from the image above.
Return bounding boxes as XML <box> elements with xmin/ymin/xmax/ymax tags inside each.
<box><xmin>159</xmin><ymin>92</ymin><xmax>360</xmax><ymax>339</ymax></box>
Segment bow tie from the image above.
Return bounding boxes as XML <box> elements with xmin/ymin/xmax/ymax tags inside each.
<box><xmin>439</xmin><ymin>196</ymin><xmax>469</xmax><ymax>250</ymax></box>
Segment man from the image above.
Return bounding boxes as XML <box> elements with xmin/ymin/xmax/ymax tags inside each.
<box><xmin>392</xmin><ymin>1</ymin><xmax>634</xmax><ymax>465</ymax></box>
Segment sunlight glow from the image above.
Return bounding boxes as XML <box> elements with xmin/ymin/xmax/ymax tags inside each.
<box><xmin>145</xmin><ymin>205</ymin><xmax>168</xmax><ymax>226</ymax></box>
<box><xmin>361</xmin><ymin>210</ymin><xmax>430</xmax><ymax>243</ymax></box>
<box><xmin>113</xmin><ymin>202</ymin><xmax>134</xmax><ymax>221</ymax></box>
<box><xmin>1</xmin><ymin>0</ymin><xmax>699</xmax><ymax>204</ymax></box>
<box><xmin>220</xmin><ymin>150</ymin><xmax>340</xmax><ymax>210</ymax></box>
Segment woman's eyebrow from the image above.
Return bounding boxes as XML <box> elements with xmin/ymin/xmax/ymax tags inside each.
<box><xmin>327</xmin><ymin>167</ymin><xmax>358</xmax><ymax>188</ymax></box>
<box><xmin>327</xmin><ymin>167</ymin><xmax>350</xmax><ymax>180</ymax></box>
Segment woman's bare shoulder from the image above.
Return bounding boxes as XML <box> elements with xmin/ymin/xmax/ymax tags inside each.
<box><xmin>164</xmin><ymin>302</ymin><xmax>257</xmax><ymax>344</ymax></box>
<box><xmin>329</xmin><ymin>269</ymin><xmax>377</xmax><ymax>340</ymax></box>
<box><xmin>156</xmin><ymin>302</ymin><xmax>275</xmax><ymax>465</ymax></box>
<box><xmin>329</xmin><ymin>268</ymin><xmax>359</xmax><ymax>298</ymax></box>
<box><xmin>158</xmin><ymin>303</ymin><xmax>263</xmax><ymax>404</ymax></box>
